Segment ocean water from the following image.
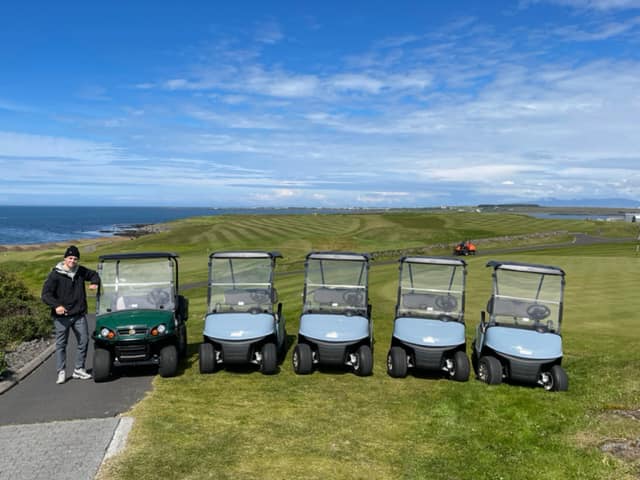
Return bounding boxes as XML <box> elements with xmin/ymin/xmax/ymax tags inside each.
<box><xmin>0</xmin><ymin>206</ymin><xmax>217</xmax><ymax>245</ymax></box>
<box><xmin>0</xmin><ymin>206</ymin><xmax>351</xmax><ymax>245</ymax></box>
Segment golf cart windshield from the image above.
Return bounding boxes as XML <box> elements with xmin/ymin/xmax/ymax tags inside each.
<box><xmin>98</xmin><ymin>257</ymin><xmax>176</xmax><ymax>314</ymax></box>
<box><xmin>208</xmin><ymin>255</ymin><xmax>276</xmax><ymax>314</ymax></box>
<box><xmin>303</xmin><ymin>254</ymin><xmax>368</xmax><ymax>316</ymax></box>
<box><xmin>489</xmin><ymin>263</ymin><xmax>564</xmax><ymax>333</ymax></box>
<box><xmin>397</xmin><ymin>258</ymin><xmax>465</xmax><ymax>322</ymax></box>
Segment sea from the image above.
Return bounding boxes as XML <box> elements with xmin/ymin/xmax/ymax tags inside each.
<box><xmin>0</xmin><ymin>206</ymin><xmax>349</xmax><ymax>245</ymax></box>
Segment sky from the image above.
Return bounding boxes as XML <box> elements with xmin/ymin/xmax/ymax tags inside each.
<box><xmin>1</xmin><ymin>0</ymin><xmax>640</xmax><ymax>208</ymax></box>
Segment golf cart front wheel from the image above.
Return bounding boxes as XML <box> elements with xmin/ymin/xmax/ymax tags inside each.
<box><xmin>544</xmin><ymin>365</ymin><xmax>568</xmax><ymax>392</ymax></box>
<box><xmin>387</xmin><ymin>346</ymin><xmax>408</xmax><ymax>378</ymax></box>
<box><xmin>199</xmin><ymin>342</ymin><xmax>217</xmax><ymax>374</ymax></box>
<box><xmin>159</xmin><ymin>344</ymin><xmax>178</xmax><ymax>378</ymax></box>
<box><xmin>354</xmin><ymin>344</ymin><xmax>373</xmax><ymax>377</ymax></box>
<box><xmin>478</xmin><ymin>355</ymin><xmax>502</xmax><ymax>385</ymax></box>
<box><xmin>93</xmin><ymin>347</ymin><xmax>111</xmax><ymax>382</ymax></box>
<box><xmin>292</xmin><ymin>343</ymin><xmax>313</xmax><ymax>375</ymax></box>
<box><xmin>260</xmin><ymin>342</ymin><xmax>278</xmax><ymax>375</ymax></box>
<box><xmin>451</xmin><ymin>350</ymin><xmax>470</xmax><ymax>382</ymax></box>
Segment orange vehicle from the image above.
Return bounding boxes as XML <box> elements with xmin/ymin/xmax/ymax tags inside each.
<box><xmin>453</xmin><ymin>240</ymin><xmax>477</xmax><ymax>256</ymax></box>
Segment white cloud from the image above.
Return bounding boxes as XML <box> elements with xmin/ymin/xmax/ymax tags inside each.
<box><xmin>531</xmin><ymin>0</ymin><xmax>640</xmax><ymax>10</ymax></box>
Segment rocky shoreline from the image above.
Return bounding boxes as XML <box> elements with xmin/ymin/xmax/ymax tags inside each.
<box><xmin>99</xmin><ymin>223</ymin><xmax>170</xmax><ymax>238</ymax></box>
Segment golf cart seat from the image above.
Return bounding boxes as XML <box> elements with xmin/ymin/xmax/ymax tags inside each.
<box><xmin>113</xmin><ymin>295</ymin><xmax>156</xmax><ymax>310</ymax></box>
<box><xmin>313</xmin><ymin>288</ymin><xmax>347</xmax><ymax>306</ymax></box>
<box><xmin>401</xmin><ymin>293</ymin><xmax>437</xmax><ymax>310</ymax></box>
<box><xmin>224</xmin><ymin>288</ymin><xmax>271</xmax><ymax>306</ymax></box>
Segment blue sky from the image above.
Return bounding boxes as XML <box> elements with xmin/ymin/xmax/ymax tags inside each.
<box><xmin>1</xmin><ymin>0</ymin><xmax>639</xmax><ymax>207</ymax></box>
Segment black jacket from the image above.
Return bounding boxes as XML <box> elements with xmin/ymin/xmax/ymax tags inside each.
<box><xmin>41</xmin><ymin>264</ymin><xmax>101</xmax><ymax>318</ymax></box>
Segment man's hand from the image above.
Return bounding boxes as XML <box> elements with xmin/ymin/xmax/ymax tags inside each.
<box><xmin>55</xmin><ymin>305</ymin><xmax>67</xmax><ymax>315</ymax></box>
<box><xmin>89</xmin><ymin>284</ymin><xmax>99</xmax><ymax>290</ymax></box>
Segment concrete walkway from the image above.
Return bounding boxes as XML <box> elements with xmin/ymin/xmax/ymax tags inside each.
<box><xmin>0</xmin><ymin>315</ymin><xmax>148</xmax><ymax>480</ymax></box>
<box><xmin>0</xmin><ymin>417</ymin><xmax>133</xmax><ymax>480</ymax></box>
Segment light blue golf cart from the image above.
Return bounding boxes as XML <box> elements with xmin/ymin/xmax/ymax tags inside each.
<box><xmin>472</xmin><ymin>260</ymin><xmax>568</xmax><ymax>391</ymax></box>
<box><xmin>386</xmin><ymin>256</ymin><xmax>470</xmax><ymax>381</ymax></box>
<box><xmin>292</xmin><ymin>252</ymin><xmax>373</xmax><ymax>376</ymax></box>
<box><xmin>199</xmin><ymin>251</ymin><xmax>285</xmax><ymax>375</ymax></box>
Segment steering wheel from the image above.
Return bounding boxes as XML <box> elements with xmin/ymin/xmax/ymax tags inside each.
<box><xmin>147</xmin><ymin>289</ymin><xmax>171</xmax><ymax>307</ymax></box>
<box><xmin>438</xmin><ymin>314</ymin><xmax>456</xmax><ymax>322</ymax></box>
<box><xmin>526</xmin><ymin>303</ymin><xmax>551</xmax><ymax>321</ymax></box>
<box><xmin>435</xmin><ymin>295</ymin><xmax>457</xmax><ymax>312</ymax></box>
<box><xmin>248</xmin><ymin>307</ymin><xmax>263</xmax><ymax>314</ymax></box>
<box><xmin>343</xmin><ymin>290</ymin><xmax>364</xmax><ymax>307</ymax></box>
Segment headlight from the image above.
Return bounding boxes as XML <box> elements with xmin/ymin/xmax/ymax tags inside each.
<box><xmin>151</xmin><ymin>324</ymin><xmax>167</xmax><ymax>336</ymax></box>
<box><xmin>100</xmin><ymin>327</ymin><xmax>115</xmax><ymax>339</ymax></box>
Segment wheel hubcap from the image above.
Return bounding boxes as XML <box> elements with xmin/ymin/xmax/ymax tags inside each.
<box><xmin>478</xmin><ymin>363</ymin><xmax>487</xmax><ymax>381</ymax></box>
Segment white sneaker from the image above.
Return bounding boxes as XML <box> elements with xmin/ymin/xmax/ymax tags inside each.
<box><xmin>72</xmin><ymin>368</ymin><xmax>92</xmax><ymax>380</ymax></box>
<box><xmin>56</xmin><ymin>370</ymin><xmax>66</xmax><ymax>384</ymax></box>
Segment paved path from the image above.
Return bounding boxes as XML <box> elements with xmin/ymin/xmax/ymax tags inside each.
<box><xmin>0</xmin><ymin>315</ymin><xmax>153</xmax><ymax>425</ymax></box>
<box><xmin>0</xmin><ymin>418</ymin><xmax>120</xmax><ymax>480</ymax></box>
<box><xmin>0</xmin><ymin>315</ymin><xmax>151</xmax><ymax>480</ymax></box>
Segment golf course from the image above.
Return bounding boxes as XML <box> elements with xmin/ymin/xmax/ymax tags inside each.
<box><xmin>2</xmin><ymin>210</ymin><xmax>639</xmax><ymax>479</ymax></box>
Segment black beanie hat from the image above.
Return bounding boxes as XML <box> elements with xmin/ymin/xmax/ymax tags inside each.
<box><xmin>64</xmin><ymin>245</ymin><xmax>80</xmax><ymax>259</ymax></box>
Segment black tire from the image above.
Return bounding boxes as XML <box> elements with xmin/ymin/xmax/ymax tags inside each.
<box><xmin>278</xmin><ymin>329</ymin><xmax>288</xmax><ymax>361</ymax></box>
<box><xmin>93</xmin><ymin>347</ymin><xmax>111</xmax><ymax>382</ymax></box>
<box><xmin>478</xmin><ymin>355</ymin><xmax>502</xmax><ymax>385</ymax></box>
<box><xmin>260</xmin><ymin>342</ymin><xmax>278</xmax><ymax>375</ymax></box>
<box><xmin>354</xmin><ymin>344</ymin><xmax>373</xmax><ymax>377</ymax></box>
<box><xmin>387</xmin><ymin>346</ymin><xmax>408</xmax><ymax>378</ymax></box>
<box><xmin>159</xmin><ymin>344</ymin><xmax>178</xmax><ymax>378</ymax></box>
<box><xmin>199</xmin><ymin>342</ymin><xmax>217</xmax><ymax>374</ymax></box>
<box><xmin>471</xmin><ymin>343</ymin><xmax>479</xmax><ymax>374</ymax></box>
<box><xmin>546</xmin><ymin>365</ymin><xmax>569</xmax><ymax>392</ymax></box>
<box><xmin>451</xmin><ymin>350</ymin><xmax>470</xmax><ymax>382</ymax></box>
<box><xmin>292</xmin><ymin>343</ymin><xmax>313</xmax><ymax>375</ymax></box>
<box><xmin>177</xmin><ymin>325</ymin><xmax>188</xmax><ymax>358</ymax></box>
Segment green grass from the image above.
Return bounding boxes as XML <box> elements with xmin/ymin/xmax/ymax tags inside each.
<box><xmin>2</xmin><ymin>211</ymin><xmax>640</xmax><ymax>479</ymax></box>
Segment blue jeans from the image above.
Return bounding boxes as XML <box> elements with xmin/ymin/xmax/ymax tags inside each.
<box><xmin>54</xmin><ymin>315</ymin><xmax>89</xmax><ymax>372</ymax></box>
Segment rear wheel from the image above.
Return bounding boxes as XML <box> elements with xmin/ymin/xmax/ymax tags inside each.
<box><xmin>199</xmin><ymin>342</ymin><xmax>217</xmax><ymax>374</ymax></box>
<box><xmin>354</xmin><ymin>345</ymin><xmax>373</xmax><ymax>376</ymax></box>
<box><xmin>478</xmin><ymin>355</ymin><xmax>502</xmax><ymax>385</ymax></box>
<box><xmin>93</xmin><ymin>347</ymin><xmax>111</xmax><ymax>382</ymax></box>
<box><xmin>159</xmin><ymin>344</ymin><xmax>178</xmax><ymax>378</ymax></box>
<box><xmin>545</xmin><ymin>365</ymin><xmax>569</xmax><ymax>392</ymax></box>
<box><xmin>177</xmin><ymin>325</ymin><xmax>187</xmax><ymax>358</ymax></box>
<box><xmin>471</xmin><ymin>344</ymin><xmax>479</xmax><ymax>374</ymax></box>
<box><xmin>278</xmin><ymin>329</ymin><xmax>288</xmax><ymax>361</ymax></box>
<box><xmin>260</xmin><ymin>342</ymin><xmax>278</xmax><ymax>375</ymax></box>
<box><xmin>292</xmin><ymin>343</ymin><xmax>313</xmax><ymax>375</ymax></box>
<box><xmin>387</xmin><ymin>346</ymin><xmax>408</xmax><ymax>378</ymax></box>
<box><xmin>451</xmin><ymin>350</ymin><xmax>470</xmax><ymax>382</ymax></box>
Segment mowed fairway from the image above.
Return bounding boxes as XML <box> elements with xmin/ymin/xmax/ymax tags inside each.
<box><xmin>2</xmin><ymin>212</ymin><xmax>639</xmax><ymax>479</ymax></box>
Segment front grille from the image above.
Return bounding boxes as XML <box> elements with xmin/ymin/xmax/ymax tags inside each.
<box><xmin>117</xmin><ymin>326</ymin><xmax>148</xmax><ymax>336</ymax></box>
<box><xmin>115</xmin><ymin>344</ymin><xmax>149</xmax><ymax>361</ymax></box>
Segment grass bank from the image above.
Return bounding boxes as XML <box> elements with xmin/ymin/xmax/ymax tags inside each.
<box><xmin>2</xmin><ymin>211</ymin><xmax>639</xmax><ymax>479</ymax></box>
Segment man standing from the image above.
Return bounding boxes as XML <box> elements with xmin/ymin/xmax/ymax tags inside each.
<box><xmin>41</xmin><ymin>245</ymin><xmax>100</xmax><ymax>384</ymax></box>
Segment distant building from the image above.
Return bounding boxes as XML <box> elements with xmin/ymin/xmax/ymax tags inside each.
<box><xmin>624</xmin><ymin>213</ymin><xmax>640</xmax><ymax>222</ymax></box>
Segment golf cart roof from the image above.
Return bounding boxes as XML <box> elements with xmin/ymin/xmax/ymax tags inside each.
<box><xmin>486</xmin><ymin>260</ymin><xmax>565</xmax><ymax>276</ymax></box>
<box><xmin>401</xmin><ymin>256</ymin><xmax>466</xmax><ymax>267</ymax></box>
<box><xmin>306</xmin><ymin>251</ymin><xmax>371</xmax><ymax>262</ymax></box>
<box><xmin>209</xmin><ymin>251</ymin><xmax>282</xmax><ymax>260</ymax></box>
<box><xmin>99</xmin><ymin>252</ymin><xmax>179</xmax><ymax>261</ymax></box>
